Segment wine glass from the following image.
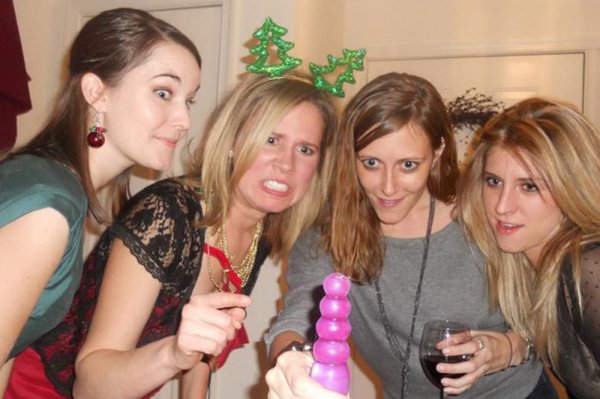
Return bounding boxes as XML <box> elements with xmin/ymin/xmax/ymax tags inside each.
<box><xmin>419</xmin><ymin>320</ymin><xmax>472</xmax><ymax>398</ymax></box>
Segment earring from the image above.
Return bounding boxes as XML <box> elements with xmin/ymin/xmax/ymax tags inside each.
<box><xmin>87</xmin><ymin>113</ymin><xmax>106</xmax><ymax>148</ymax></box>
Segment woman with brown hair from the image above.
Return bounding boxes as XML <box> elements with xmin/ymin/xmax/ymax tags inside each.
<box><xmin>0</xmin><ymin>7</ymin><xmax>201</xmax><ymax>394</ymax></box>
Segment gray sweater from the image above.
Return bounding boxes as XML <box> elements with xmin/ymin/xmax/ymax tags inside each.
<box><xmin>265</xmin><ymin>221</ymin><xmax>542</xmax><ymax>398</ymax></box>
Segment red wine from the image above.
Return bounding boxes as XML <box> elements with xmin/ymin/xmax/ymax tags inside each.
<box><xmin>420</xmin><ymin>354</ymin><xmax>472</xmax><ymax>389</ymax></box>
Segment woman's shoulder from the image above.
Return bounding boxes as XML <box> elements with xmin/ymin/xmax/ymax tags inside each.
<box><xmin>0</xmin><ymin>154</ymin><xmax>84</xmax><ymax>198</ymax></box>
<box><xmin>0</xmin><ymin>155</ymin><xmax>86</xmax><ymax>225</ymax></box>
<box><xmin>563</xmin><ymin>242</ymin><xmax>600</xmax><ymax>271</ymax></box>
<box><xmin>121</xmin><ymin>177</ymin><xmax>202</xmax><ymax>216</ymax></box>
<box><xmin>580</xmin><ymin>242</ymin><xmax>600</xmax><ymax>275</ymax></box>
<box><xmin>582</xmin><ymin>241</ymin><xmax>600</xmax><ymax>256</ymax></box>
<box><xmin>132</xmin><ymin>177</ymin><xmax>197</xmax><ymax>199</ymax></box>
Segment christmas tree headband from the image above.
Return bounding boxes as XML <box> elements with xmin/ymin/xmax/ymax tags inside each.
<box><xmin>246</xmin><ymin>17</ymin><xmax>366</xmax><ymax>98</ymax></box>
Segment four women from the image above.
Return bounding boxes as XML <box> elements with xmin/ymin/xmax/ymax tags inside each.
<box><xmin>3</xmin><ymin>7</ymin><xmax>599</xmax><ymax>398</ymax></box>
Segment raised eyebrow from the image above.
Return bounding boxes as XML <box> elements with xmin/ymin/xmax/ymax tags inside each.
<box><xmin>483</xmin><ymin>170</ymin><xmax>500</xmax><ymax>178</ymax></box>
<box><xmin>299</xmin><ymin>140</ymin><xmax>321</xmax><ymax>150</ymax></box>
<box><xmin>357</xmin><ymin>154</ymin><xmax>378</xmax><ymax>160</ymax></box>
<box><xmin>152</xmin><ymin>73</ymin><xmax>181</xmax><ymax>82</ymax></box>
<box><xmin>399</xmin><ymin>157</ymin><xmax>424</xmax><ymax>163</ymax></box>
<box><xmin>517</xmin><ymin>177</ymin><xmax>544</xmax><ymax>185</ymax></box>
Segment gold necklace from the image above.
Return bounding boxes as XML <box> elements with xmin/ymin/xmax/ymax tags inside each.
<box><xmin>217</xmin><ymin>221</ymin><xmax>263</xmax><ymax>287</ymax></box>
<box><xmin>205</xmin><ymin>243</ymin><xmax>224</xmax><ymax>292</ymax></box>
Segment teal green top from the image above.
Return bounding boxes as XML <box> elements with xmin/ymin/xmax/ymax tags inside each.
<box><xmin>0</xmin><ymin>154</ymin><xmax>87</xmax><ymax>358</ymax></box>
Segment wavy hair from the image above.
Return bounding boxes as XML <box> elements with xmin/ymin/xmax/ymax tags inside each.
<box><xmin>186</xmin><ymin>71</ymin><xmax>338</xmax><ymax>259</ymax></box>
<box><xmin>325</xmin><ymin>72</ymin><xmax>458</xmax><ymax>282</ymax></box>
<box><xmin>458</xmin><ymin>97</ymin><xmax>600</xmax><ymax>365</ymax></box>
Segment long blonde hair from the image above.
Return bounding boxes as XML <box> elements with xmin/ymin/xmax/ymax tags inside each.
<box><xmin>458</xmin><ymin>97</ymin><xmax>600</xmax><ymax>365</ymax></box>
<box><xmin>186</xmin><ymin>71</ymin><xmax>338</xmax><ymax>259</ymax></box>
<box><xmin>325</xmin><ymin>72</ymin><xmax>458</xmax><ymax>282</ymax></box>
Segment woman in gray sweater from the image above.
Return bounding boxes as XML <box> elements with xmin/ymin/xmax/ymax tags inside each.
<box><xmin>264</xmin><ymin>73</ymin><xmax>555</xmax><ymax>399</ymax></box>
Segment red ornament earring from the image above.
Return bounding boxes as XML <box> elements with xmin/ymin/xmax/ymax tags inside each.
<box><xmin>87</xmin><ymin>114</ymin><xmax>106</xmax><ymax>148</ymax></box>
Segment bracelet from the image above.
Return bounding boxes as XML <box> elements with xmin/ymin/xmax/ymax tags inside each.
<box><xmin>280</xmin><ymin>340</ymin><xmax>313</xmax><ymax>355</ymax></box>
<box><xmin>501</xmin><ymin>332</ymin><xmax>513</xmax><ymax>368</ymax></box>
<box><xmin>521</xmin><ymin>336</ymin><xmax>534</xmax><ymax>364</ymax></box>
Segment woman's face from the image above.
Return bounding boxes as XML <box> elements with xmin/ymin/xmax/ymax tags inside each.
<box><xmin>232</xmin><ymin>101</ymin><xmax>324</xmax><ymax>220</ymax></box>
<box><xmin>100</xmin><ymin>41</ymin><xmax>201</xmax><ymax>172</ymax></box>
<box><xmin>482</xmin><ymin>147</ymin><xmax>564</xmax><ymax>266</ymax></box>
<box><xmin>356</xmin><ymin>123</ymin><xmax>439</xmax><ymax>237</ymax></box>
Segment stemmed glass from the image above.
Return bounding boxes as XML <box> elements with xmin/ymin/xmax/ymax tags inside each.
<box><xmin>419</xmin><ymin>320</ymin><xmax>472</xmax><ymax>398</ymax></box>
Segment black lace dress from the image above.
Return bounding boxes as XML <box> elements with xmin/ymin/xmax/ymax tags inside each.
<box><xmin>556</xmin><ymin>244</ymin><xmax>600</xmax><ymax>399</ymax></box>
<box><xmin>30</xmin><ymin>178</ymin><xmax>269</xmax><ymax>397</ymax></box>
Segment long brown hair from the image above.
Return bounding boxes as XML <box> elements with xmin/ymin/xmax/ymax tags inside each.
<box><xmin>458</xmin><ymin>97</ymin><xmax>600</xmax><ymax>365</ymax></box>
<box><xmin>325</xmin><ymin>72</ymin><xmax>458</xmax><ymax>282</ymax></box>
<box><xmin>11</xmin><ymin>8</ymin><xmax>201</xmax><ymax>222</ymax></box>
<box><xmin>186</xmin><ymin>72</ymin><xmax>338</xmax><ymax>259</ymax></box>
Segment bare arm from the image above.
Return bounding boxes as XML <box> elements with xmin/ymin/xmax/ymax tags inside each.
<box><xmin>269</xmin><ymin>331</ymin><xmax>307</xmax><ymax>364</ymax></box>
<box><xmin>73</xmin><ymin>239</ymin><xmax>250</xmax><ymax>399</ymax></box>
<box><xmin>0</xmin><ymin>208</ymin><xmax>68</xmax><ymax>365</ymax></box>
<box><xmin>0</xmin><ymin>359</ymin><xmax>14</xmax><ymax>397</ymax></box>
<box><xmin>180</xmin><ymin>361</ymin><xmax>210</xmax><ymax>399</ymax></box>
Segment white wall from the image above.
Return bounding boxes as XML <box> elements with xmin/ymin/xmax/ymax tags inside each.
<box><xmin>339</xmin><ymin>0</ymin><xmax>600</xmax><ymax>124</ymax></box>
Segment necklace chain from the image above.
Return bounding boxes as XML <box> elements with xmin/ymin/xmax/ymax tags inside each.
<box><xmin>375</xmin><ymin>195</ymin><xmax>435</xmax><ymax>399</ymax></box>
<box><xmin>206</xmin><ymin>221</ymin><xmax>263</xmax><ymax>292</ymax></box>
<box><xmin>206</xmin><ymin>244</ymin><xmax>223</xmax><ymax>292</ymax></box>
<box><xmin>218</xmin><ymin>221</ymin><xmax>263</xmax><ymax>287</ymax></box>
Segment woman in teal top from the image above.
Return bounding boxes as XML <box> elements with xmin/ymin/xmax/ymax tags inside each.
<box><xmin>0</xmin><ymin>155</ymin><xmax>86</xmax><ymax>359</ymax></box>
<box><xmin>0</xmin><ymin>8</ymin><xmax>202</xmax><ymax>392</ymax></box>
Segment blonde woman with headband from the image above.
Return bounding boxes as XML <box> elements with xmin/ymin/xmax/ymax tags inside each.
<box><xmin>5</xmin><ymin>70</ymin><xmax>338</xmax><ymax>398</ymax></box>
<box><xmin>458</xmin><ymin>97</ymin><xmax>600</xmax><ymax>399</ymax></box>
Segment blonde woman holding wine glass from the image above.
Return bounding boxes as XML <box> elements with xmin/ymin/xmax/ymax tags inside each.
<box><xmin>420</xmin><ymin>320</ymin><xmax>472</xmax><ymax>399</ymax></box>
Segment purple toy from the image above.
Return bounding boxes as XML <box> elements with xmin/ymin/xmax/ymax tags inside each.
<box><xmin>310</xmin><ymin>272</ymin><xmax>351</xmax><ymax>394</ymax></box>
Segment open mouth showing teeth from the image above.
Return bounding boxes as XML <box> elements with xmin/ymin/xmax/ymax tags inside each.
<box><xmin>265</xmin><ymin>180</ymin><xmax>288</xmax><ymax>192</ymax></box>
<box><xmin>500</xmin><ymin>222</ymin><xmax>520</xmax><ymax>228</ymax></box>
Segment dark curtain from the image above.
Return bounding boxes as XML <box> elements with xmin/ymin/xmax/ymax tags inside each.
<box><xmin>0</xmin><ymin>0</ymin><xmax>32</xmax><ymax>151</ymax></box>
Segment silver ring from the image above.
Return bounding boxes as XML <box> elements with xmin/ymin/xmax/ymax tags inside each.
<box><xmin>476</xmin><ymin>337</ymin><xmax>485</xmax><ymax>351</ymax></box>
